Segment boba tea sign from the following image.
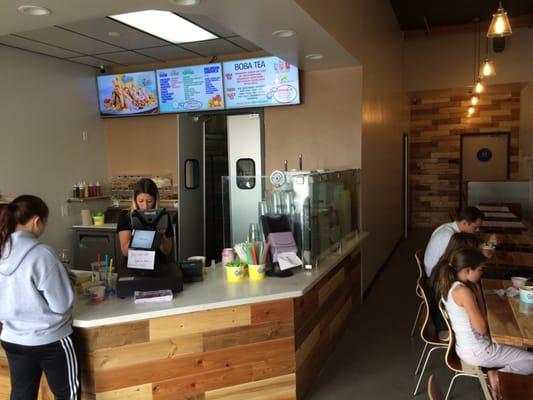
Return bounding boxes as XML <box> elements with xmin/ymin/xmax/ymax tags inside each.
<box><xmin>223</xmin><ymin>56</ymin><xmax>300</xmax><ymax>109</ymax></box>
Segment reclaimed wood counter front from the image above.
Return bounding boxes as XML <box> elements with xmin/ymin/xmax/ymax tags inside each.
<box><xmin>0</xmin><ymin>235</ymin><xmax>365</xmax><ymax>400</ymax></box>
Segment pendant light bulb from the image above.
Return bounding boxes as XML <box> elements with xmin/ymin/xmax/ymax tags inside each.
<box><xmin>480</xmin><ymin>59</ymin><xmax>496</xmax><ymax>77</ymax></box>
<box><xmin>467</xmin><ymin>106</ymin><xmax>475</xmax><ymax>117</ymax></box>
<box><xmin>475</xmin><ymin>80</ymin><xmax>484</xmax><ymax>94</ymax></box>
<box><xmin>471</xmin><ymin>95</ymin><xmax>479</xmax><ymax>106</ymax></box>
<box><xmin>487</xmin><ymin>2</ymin><xmax>512</xmax><ymax>37</ymax></box>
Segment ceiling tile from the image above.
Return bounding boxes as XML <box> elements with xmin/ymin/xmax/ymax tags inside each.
<box><xmin>226</xmin><ymin>36</ymin><xmax>262</xmax><ymax>52</ymax></box>
<box><xmin>67</xmin><ymin>55</ymin><xmax>118</xmax><ymax>68</ymax></box>
<box><xmin>17</xmin><ymin>26</ymin><xmax>123</xmax><ymax>55</ymax></box>
<box><xmin>0</xmin><ymin>34</ymin><xmax>83</xmax><ymax>58</ymax></box>
<box><xmin>95</xmin><ymin>51</ymin><xmax>155</xmax><ymax>65</ymax></box>
<box><xmin>136</xmin><ymin>45</ymin><xmax>198</xmax><ymax>61</ymax></box>
<box><xmin>181</xmin><ymin>39</ymin><xmax>243</xmax><ymax>57</ymax></box>
<box><xmin>181</xmin><ymin>14</ymin><xmax>236</xmax><ymax>38</ymax></box>
<box><xmin>60</xmin><ymin>18</ymin><xmax>169</xmax><ymax>50</ymax></box>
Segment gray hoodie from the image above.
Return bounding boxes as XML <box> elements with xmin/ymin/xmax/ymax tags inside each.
<box><xmin>0</xmin><ymin>231</ymin><xmax>74</xmax><ymax>346</ymax></box>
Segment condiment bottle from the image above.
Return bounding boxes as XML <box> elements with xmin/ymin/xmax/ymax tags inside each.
<box><xmin>72</xmin><ymin>184</ymin><xmax>78</xmax><ymax>198</ymax></box>
<box><xmin>95</xmin><ymin>181</ymin><xmax>101</xmax><ymax>196</ymax></box>
<box><xmin>79</xmin><ymin>182</ymin><xmax>85</xmax><ymax>198</ymax></box>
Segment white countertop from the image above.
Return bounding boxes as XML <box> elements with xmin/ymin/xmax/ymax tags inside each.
<box><xmin>72</xmin><ymin>223</ymin><xmax>117</xmax><ymax>231</ymax></box>
<box><xmin>72</xmin><ymin>232</ymin><xmax>367</xmax><ymax>328</ymax></box>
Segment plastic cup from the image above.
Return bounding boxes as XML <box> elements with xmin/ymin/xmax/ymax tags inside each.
<box><xmin>93</xmin><ymin>213</ymin><xmax>105</xmax><ymax>226</ymax></box>
<box><xmin>248</xmin><ymin>264</ymin><xmax>266</xmax><ymax>280</ymax></box>
<box><xmin>88</xmin><ymin>285</ymin><xmax>105</xmax><ymax>303</ymax></box>
<box><xmin>225</xmin><ymin>265</ymin><xmax>245</xmax><ymax>282</ymax></box>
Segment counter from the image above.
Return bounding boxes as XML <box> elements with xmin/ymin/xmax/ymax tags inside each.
<box><xmin>1</xmin><ymin>233</ymin><xmax>366</xmax><ymax>400</ymax></box>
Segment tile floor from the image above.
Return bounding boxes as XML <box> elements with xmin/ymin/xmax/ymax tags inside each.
<box><xmin>307</xmin><ymin>229</ymin><xmax>486</xmax><ymax>400</ymax></box>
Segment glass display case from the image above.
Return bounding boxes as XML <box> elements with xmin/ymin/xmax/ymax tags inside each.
<box><xmin>222</xmin><ymin>169</ymin><xmax>360</xmax><ymax>266</ymax></box>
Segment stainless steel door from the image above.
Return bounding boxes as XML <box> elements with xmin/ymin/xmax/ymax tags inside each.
<box><xmin>227</xmin><ymin>114</ymin><xmax>263</xmax><ymax>245</ymax></box>
<box><xmin>178</xmin><ymin>115</ymin><xmax>205</xmax><ymax>260</ymax></box>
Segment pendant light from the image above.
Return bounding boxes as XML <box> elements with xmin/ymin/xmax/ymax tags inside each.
<box><xmin>479</xmin><ymin>38</ymin><xmax>496</xmax><ymax>77</ymax></box>
<box><xmin>487</xmin><ymin>1</ymin><xmax>512</xmax><ymax>38</ymax></box>
<box><xmin>475</xmin><ymin>80</ymin><xmax>484</xmax><ymax>94</ymax></box>
<box><xmin>467</xmin><ymin>106</ymin><xmax>475</xmax><ymax>117</ymax></box>
<box><xmin>471</xmin><ymin>95</ymin><xmax>479</xmax><ymax>106</ymax></box>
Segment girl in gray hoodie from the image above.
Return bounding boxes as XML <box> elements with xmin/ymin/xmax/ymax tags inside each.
<box><xmin>0</xmin><ymin>195</ymin><xmax>78</xmax><ymax>400</ymax></box>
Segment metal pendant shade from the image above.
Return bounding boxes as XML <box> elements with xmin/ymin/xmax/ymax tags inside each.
<box><xmin>487</xmin><ymin>2</ymin><xmax>512</xmax><ymax>37</ymax></box>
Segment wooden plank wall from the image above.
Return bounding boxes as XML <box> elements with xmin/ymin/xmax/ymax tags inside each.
<box><xmin>409</xmin><ymin>84</ymin><xmax>522</xmax><ymax>228</ymax></box>
<box><xmin>72</xmin><ymin>300</ymin><xmax>296</xmax><ymax>400</ymax></box>
<box><xmin>294</xmin><ymin>248</ymin><xmax>362</xmax><ymax>399</ymax></box>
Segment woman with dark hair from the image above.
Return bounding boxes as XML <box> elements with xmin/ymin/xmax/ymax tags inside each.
<box><xmin>0</xmin><ymin>195</ymin><xmax>78</xmax><ymax>399</ymax></box>
<box><xmin>434</xmin><ymin>246</ymin><xmax>533</xmax><ymax>395</ymax></box>
<box><xmin>117</xmin><ymin>178</ymin><xmax>174</xmax><ymax>262</ymax></box>
<box><xmin>428</xmin><ymin>232</ymin><xmax>482</xmax><ymax>338</ymax></box>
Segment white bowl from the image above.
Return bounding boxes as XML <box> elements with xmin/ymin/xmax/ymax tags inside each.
<box><xmin>511</xmin><ymin>276</ymin><xmax>528</xmax><ymax>289</ymax></box>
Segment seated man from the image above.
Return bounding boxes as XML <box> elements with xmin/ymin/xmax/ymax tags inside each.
<box><xmin>423</xmin><ymin>206</ymin><xmax>483</xmax><ymax>277</ymax></box>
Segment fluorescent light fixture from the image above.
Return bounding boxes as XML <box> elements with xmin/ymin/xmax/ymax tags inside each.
<box><xmin>110</xmin><ymin>10</ymin><xmax>217</xmax><ymax>44</ymax></box>
<box><xmin>306</xmin><ymin>53</ymin><xmax>323</xmax><ymax>60</ymax></box>
<box><xmin>169</xmin><ymin>0</ymin><xmax>201</xmax><ymax>6</ymax></box>
<box><xmin>272</xmin><ymin>29</ymin><xmax>296</xmax><ymax>38</ymax></box>
<box><xmin>17</xmin><ymin>5</ymin><xmax>51</xmax><ymax>16</ymax></box>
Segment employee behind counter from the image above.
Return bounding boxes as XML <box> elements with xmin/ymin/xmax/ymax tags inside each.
<box><xmin>116</xmin><ymin>178</ymin><xmax>174</xmax><ymax>274</ymax></box>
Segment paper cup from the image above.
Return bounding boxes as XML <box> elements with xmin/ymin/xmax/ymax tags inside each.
<box><xmin>248</xmin><ymin>264</ymin><xmax>266</xmax><ymax>280</ymax></box>
<box><xmin>88</xmin><ymin>285</ymin><xmax>105</xmax><ymax>303</ymax></box>
<box><xmin>225</xmin><ymin>265</ymin><xmax>244</xmax><ymax>282</ymax></box>
<box><xmin>519</xmin><ymin>286</ymin><xmax>533</xmax><ymax>304</ymax></box>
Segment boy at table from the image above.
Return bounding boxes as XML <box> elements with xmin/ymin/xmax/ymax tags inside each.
<box><xmin>424</xmin><ymin>207</ymin><xmax>483</xmax><ymax>277</ymax></box>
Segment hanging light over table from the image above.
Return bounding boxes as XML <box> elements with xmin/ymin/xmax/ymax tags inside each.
<box><xmin>471</xmin><ymin>95</ymin><xmax>479</xmax><ymax>106</ymax></box>
<box><xmin>480</xmin><ymin>59</ymin><xmax>496</xmax><ymax>77</ymax></box>
<box><xmin>467</xmin><ymin>106</ymin><xmax>475</xmax><ymax>117</ymax></box>
<box><xmin>475</xmin><ymin>79</ymin><xmax>484</xmax><ymax>94</ymax></box>
<box><xmin>487</xmin><ymin>1</ymin><xmax>512</xmax><ymax>37</ymax></box>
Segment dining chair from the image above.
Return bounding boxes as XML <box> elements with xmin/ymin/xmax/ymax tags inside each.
<box><xmin>427</xmin><ymin>374</ymin><xmax>444</xmax><ymax>400</ymax></box>
<box><xmin>413</xmin><ymin>280</ymin><xmax>447</xmax><ymax>396</ymax></box>
<box><xmin>438</xmin><ymin>300</ymin><xmax>492</xmax><ymax>400</ymax></box>
<box><xmin>410</xmin><ymin>249</ymin><xmax>425</xmax><ymax>337</ymax></box>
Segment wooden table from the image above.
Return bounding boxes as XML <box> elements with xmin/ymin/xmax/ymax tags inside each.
<box><xmin>482</xmin><ymin>279</ymin><xmax>533</xmax><ymax>348</ymax></box>
<box><xmin>482</xmin><ymin>231</ymin><xmax>533</xmax><ymax>252</ymax></box>
<box><xmin>485</xmin><ymin>251</ymin><xmax>533</xmax><ymax>279</ymax></box>
<box><xmin>498</xmin><ymin>371</ymin><xmax>533</xmax><ymax>399</ymax></box>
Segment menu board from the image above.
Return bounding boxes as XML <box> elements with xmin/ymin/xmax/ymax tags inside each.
<box><xmin>97</xmin><ymin>71</ymin><xmax>158</xmax><ymax>116</ymax></box>
<box><xmin>157</xmin><ymin>63</ymin><xmax>224</xmax><ymax>113</ymax></box>
<box><xmin>223</xmin><ymin>56</ymin><xmax>300</xmax><ymax>109</ymax></box>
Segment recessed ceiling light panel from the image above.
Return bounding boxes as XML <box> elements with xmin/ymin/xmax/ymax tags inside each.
<box><xmin>272</xmin><ymin>29</ymin><xmax>296</xmax><ymax>38</ymax></box>
<box><xmin>169</xmin><ymin>0</ymin><xmax>201</xmax><ymax>6</ymax></box>
<box><xmin>305</xmin><ymin>53</ymin><xmax>323</xmax><ymax>60</ymax></box>
<box><xmin>110</xmin><ymin>10</ymin><xmax>217</xmax><ymax>44</ymax></box>
<box><xmin>107</xmin><ymin>31</ymin><xmax>121</xmax><ymax>37</ymax></box>
<box><xmin>17</xmin><ymin>5</ymin><xmax>51</xmax><ymax>16</ymax></box>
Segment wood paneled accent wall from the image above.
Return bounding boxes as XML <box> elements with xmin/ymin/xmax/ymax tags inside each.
<box><xmin>409</xmin><ymin>84</ymin><xmax>521</xmax><ymax>228</ymax></box>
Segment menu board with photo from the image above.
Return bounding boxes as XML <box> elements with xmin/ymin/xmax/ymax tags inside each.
<box><xmin>157</xmin><ymin>63</ymin><xmax>224</xmax><ymax>113</ymax></box>
<box><xmin>97</xmin><ymin>71</ymin><xmax>159</xmax><ymax>116</ymax></box>
<box><xmin>223</xmin><ymin>56</ymin><xmax>300</xmax><ymax>109</ymax></box>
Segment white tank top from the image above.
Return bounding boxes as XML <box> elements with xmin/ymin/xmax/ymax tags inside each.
<box><xmin>445</xmin><ymin>281</ymin><xmax>489</xmax><ymax>351</ymax></box>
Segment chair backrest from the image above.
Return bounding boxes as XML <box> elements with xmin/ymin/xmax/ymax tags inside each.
<box><xmin>438</xmin><ymin>299</ymin><xmax>463</xmax><ymax>373</ymax></box>
<box><xmin>428</xmin><ymin>374</ymin><xmax>444</xmax><ymax>400</ymax></box>
<box><xmin>417</xmin><ymin>279</ymin><xmax>443</xmax><ymax>345</ymax></box>
<box><xmin>414</xmin><ymin>249</ymin><xmax>425</xmax><ymax>282</ymax></box>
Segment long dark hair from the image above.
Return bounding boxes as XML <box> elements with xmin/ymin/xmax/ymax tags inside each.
<box><xmin>131</xmin><ymin>178</ymin><xmax>159</xmax><ymax>211</ymax></box>
<box><xmin>429</xmin><ymin>232</ymin><xmax>481</xmax><ymax>298</ymax></box>
<box><xmin>0</xmin><ymin>195</ymin><xmax>49</xmax><ymax>255</ymax></box>
<box><xmin>432</xmin><ymin>246</ymin><xmax>487</xmax><ymax>301</ymax></box>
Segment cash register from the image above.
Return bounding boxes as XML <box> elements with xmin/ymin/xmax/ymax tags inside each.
<box><xmin>116</xmin><ymin>208</ymin><xmax>183</xmax><ymax>298</ymax></box>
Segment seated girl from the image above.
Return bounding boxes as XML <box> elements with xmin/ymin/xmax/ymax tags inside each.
<box><xmin>428</xmin><ymin>232</ymin><xmax>481</xmax><ymax>338</ymax></box>
<box><xmin>432</xmin><ymin>246</ymin><xmax>533</xmax><ymax>396</ymax></box>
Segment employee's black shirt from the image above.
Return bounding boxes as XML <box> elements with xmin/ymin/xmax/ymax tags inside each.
<box><xmin>116</xmin><ymin>210</ymin><xmax>174</xmax><ymax>272</ymax></box>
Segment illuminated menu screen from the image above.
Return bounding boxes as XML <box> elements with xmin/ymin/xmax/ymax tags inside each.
<box><xmin>157</xmin><ymin>63</ymin><xmax>224</xmax><ymax>113</ymax></box>
<box><xmin>223</xmin><ymin>56</ymin><xmax>300</xmax><ymax>109</ymax></box>
<box><xmin>97</xmin><ymin>71</ymin><xmax>158</xmax><ymax>116</ymax></box>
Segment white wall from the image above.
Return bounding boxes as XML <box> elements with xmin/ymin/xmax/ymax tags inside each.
<box><xmin>296</xmin><ymin>0</ymin><xmax>408</xmax><ymax>291</ymax></box>
<box><xmin>0</xmin><ymin>45</ymin><xmax>107</xmax><ymax>255</ymax></box>
<box><xmin>404</xmin><ymin>27</ymin><xmax>533</xmax><ymax>92</ymax></box>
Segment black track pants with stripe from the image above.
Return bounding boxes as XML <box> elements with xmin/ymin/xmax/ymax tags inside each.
<box><xmin>1</xmin><ymin>335</ymin><xmax>79</xmax><ymax>400</ymax></box>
